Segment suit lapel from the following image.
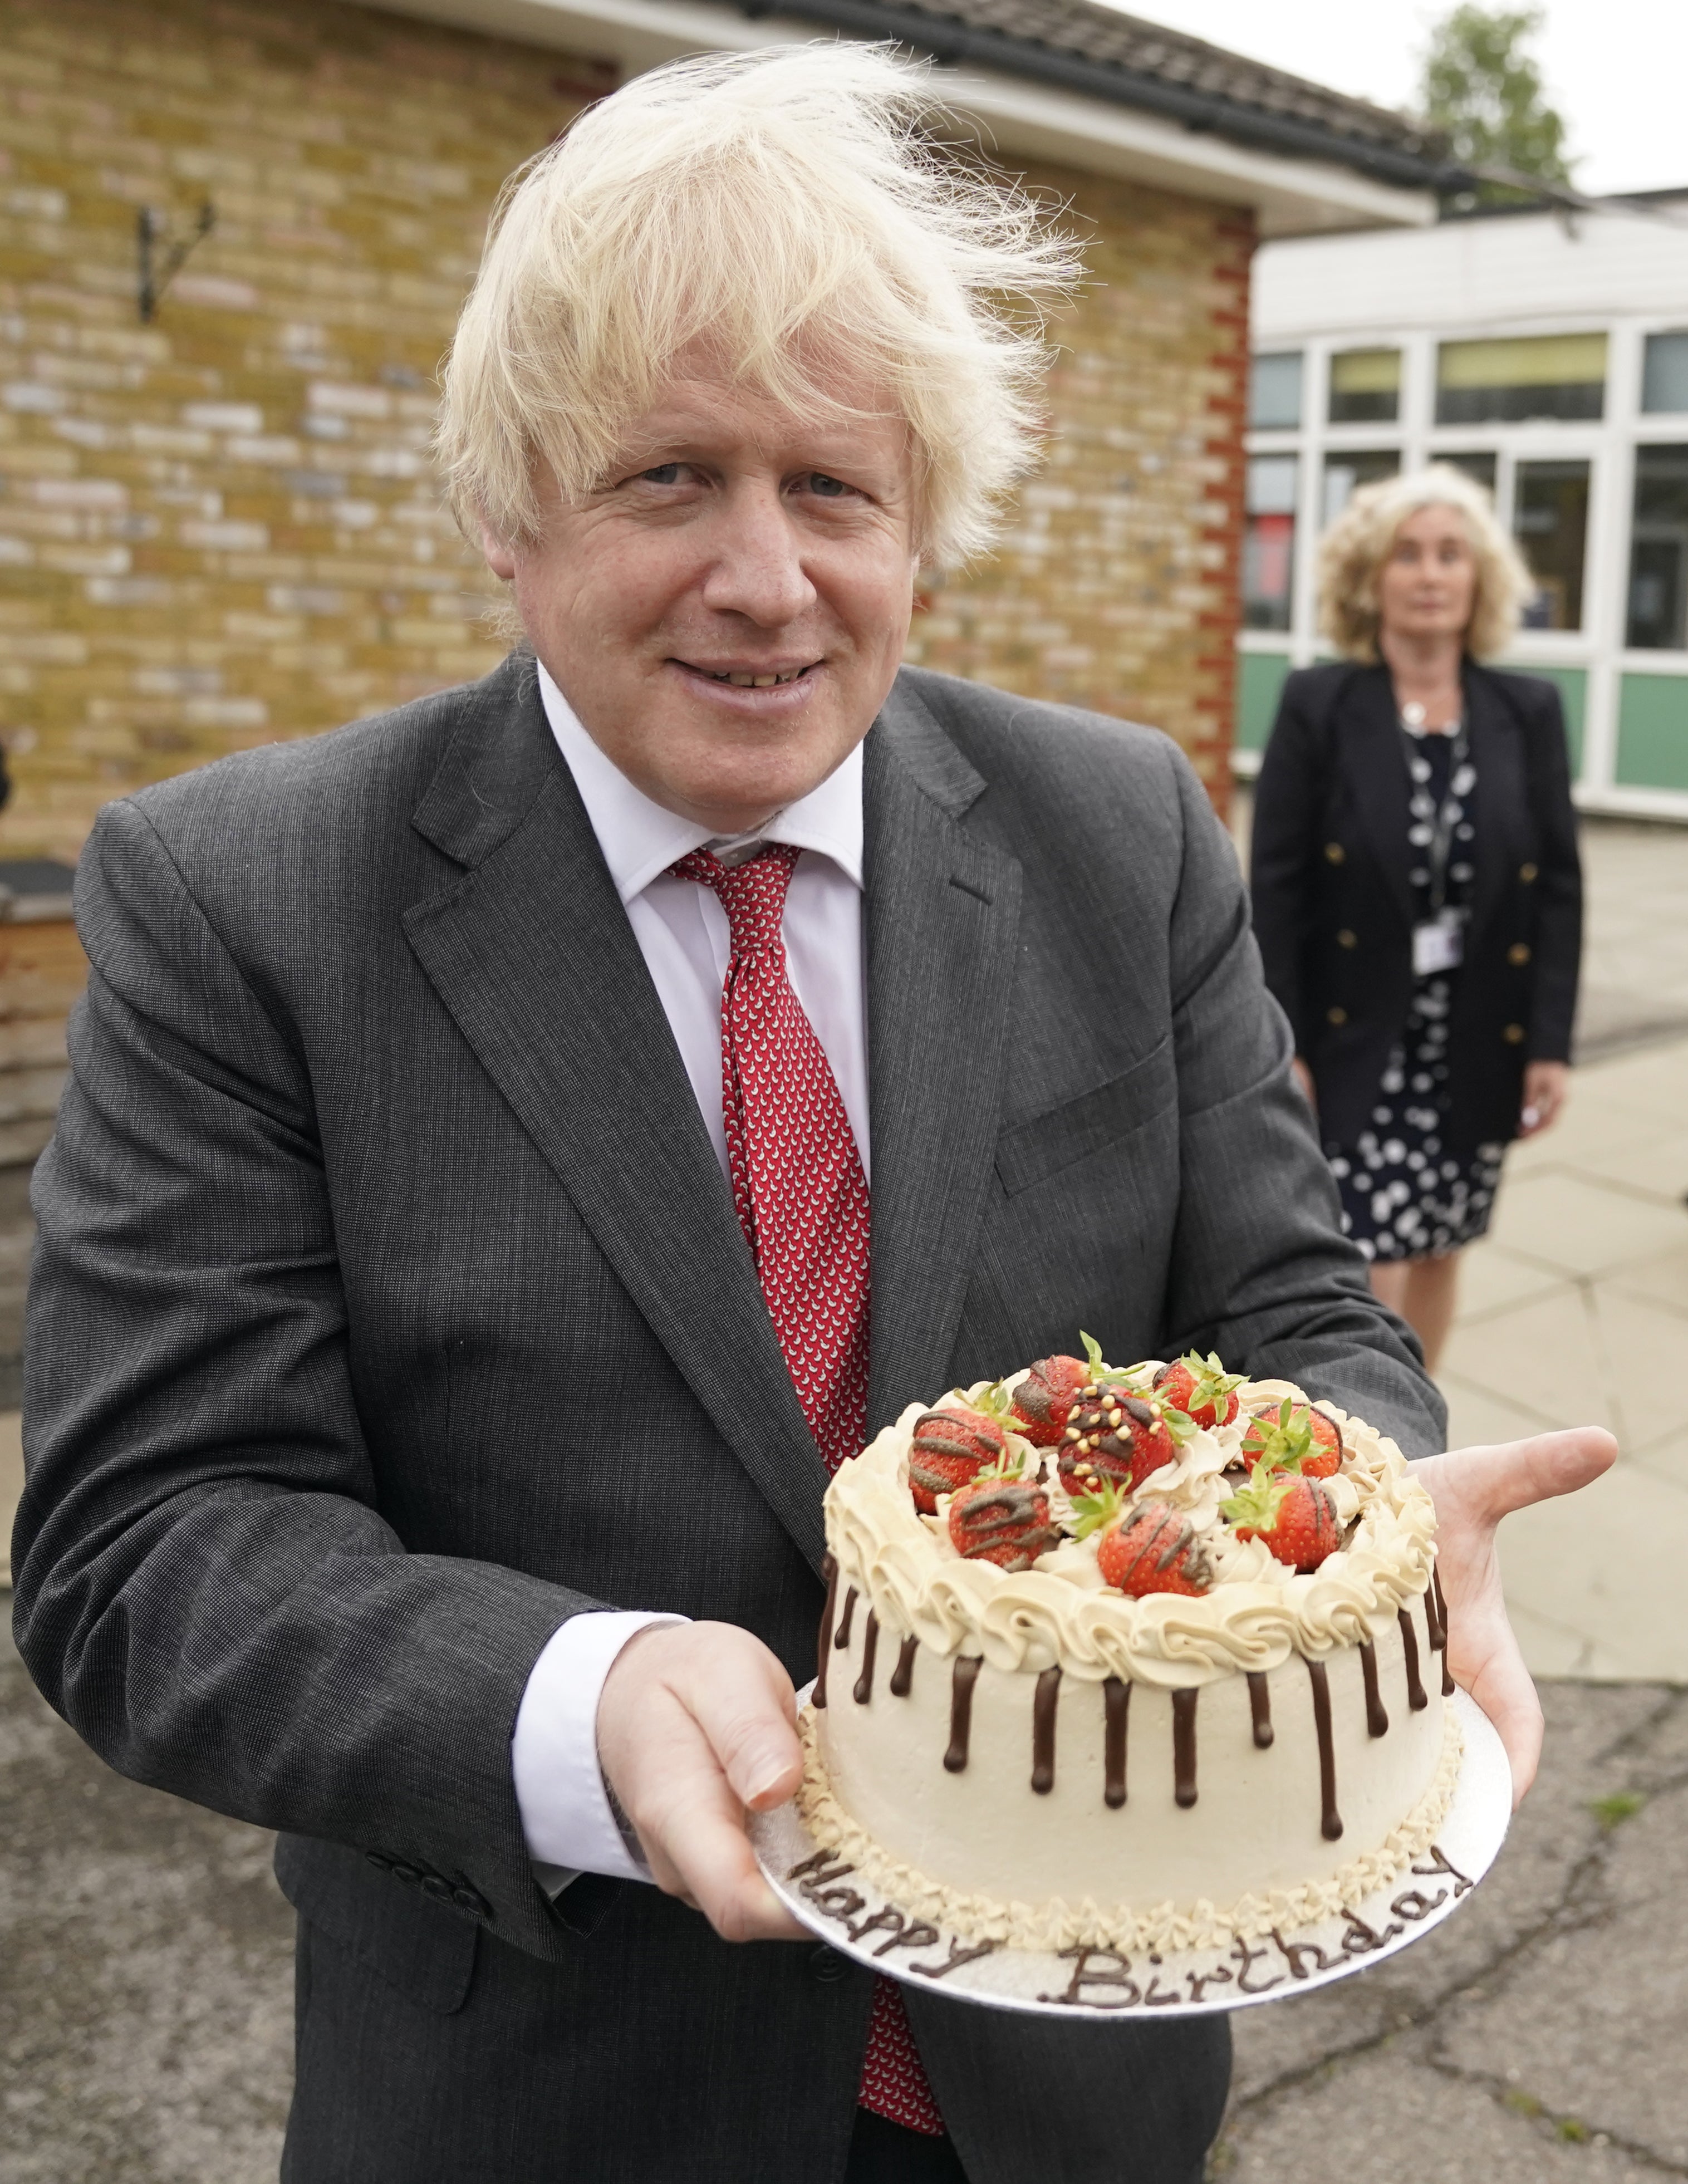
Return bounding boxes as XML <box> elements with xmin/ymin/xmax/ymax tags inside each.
<box><xmin>403</xmin><ymin>656</ymin><xmax>831</xmax><ymax>1568</ymax></box>
<box><xmin>862</xmin><ymin>676</ymin><xmax>1023</xmax><ymax>1432</ymax></box>
<box><xmin>1340</xmin><ymin>665</ymin><xmax>1416</xmax><ymax>934</ymax></box>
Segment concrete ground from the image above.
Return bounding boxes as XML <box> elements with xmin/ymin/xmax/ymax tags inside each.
<box><xmin>5</xmin><ymin>813</ymin><xmax>1688</xmax><ymax>2180</ymax></box>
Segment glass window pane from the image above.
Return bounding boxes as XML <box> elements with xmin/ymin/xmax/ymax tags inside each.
<box><xmin>1328</xmin><ymin>349</ymin><xmax>1401</xmax><ymax>424</ymax></box>
<box><xmin>1322</xmin><ymin>449</ymin><xmax>1400</xmax><ymax>527</ymax></box>
<box><xmin>1437</xmin><ymin>334</ymin><xmax>1607</xmax><ymax>424</ymax></box>
<box><xmin>1243</xmin><ymin>454</ymin><xmax>1298</xmax><ymax>631</ymax></box>
<box><xmin>1432</xmin><ymin>450</ymin><xmax>1498</xmax><ymax>495</ymax></box>
<box><xmin>1249</xmin><ymin>352</ymin><xmax>1303</xmax><ymax>430</ymax></box>
<box><xmin>1514</xmin><ymin>459</ymin><xmax>1591</xmax><ymax>630</ymax></box>
<box><xmin>1642</xmin><ymin>333</ymin><xmax>1688</xmax><ymax>415</ymax></box>
<box><xmin>1628</xmin><ymin>446</ymin><xmax>1688</xmax><ymax>650</ymax></box>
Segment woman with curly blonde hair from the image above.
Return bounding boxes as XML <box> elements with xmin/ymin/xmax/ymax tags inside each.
<box><xmin>1250</xmin><ymin>465</ymin><xmax>1582</xmax><ymax>1368</ymax></box>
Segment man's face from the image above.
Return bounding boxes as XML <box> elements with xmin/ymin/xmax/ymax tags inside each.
<box><xmin>483</xmin><ymin>372</ymin><xmax>920</xmax><ymax>835</ymax></box>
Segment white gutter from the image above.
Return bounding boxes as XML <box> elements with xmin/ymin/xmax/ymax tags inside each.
<box><xmin>360</xmin><ymin>0</ymin><xmax>1437</xmax><ymax>236</ymax></box>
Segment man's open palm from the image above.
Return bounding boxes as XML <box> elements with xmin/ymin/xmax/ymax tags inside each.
<box><xmin>1416</xmin><ymin>1426</ymin><xmax>1617</xmax><ymax>1804</ymax></box>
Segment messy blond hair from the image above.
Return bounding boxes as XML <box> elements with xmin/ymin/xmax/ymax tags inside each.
<box><xmin>1319</xmin><ymin>464</ymin><xmax>1535</xmax><ymax>661</ymax></box>
<box><xmin>436</xmin><ymin>43</ymin><xmax>1078</xmax><ymax>567</ymax></box>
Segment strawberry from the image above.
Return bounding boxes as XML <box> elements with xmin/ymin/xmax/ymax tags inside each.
<box><xmin>1010</xmin><ymin>1353</ymin><xmax>1091</xmax><ymax>1446</ymax></box>
<box><xmin>1072</xmin><ymin>1485</ymin><xmax>1213</xmax><ymax>1597</ymax></box>
<box><xmin>1220</xmin><ymin>1461</ymin><xmax>1342</xmax><ymax>1571</ymax></box>
<box><xmin>909</xmin><ymin>1407</ymin><xmax>1004</xmax><ymax>1514</ymax></box>
<box><xmin>1057</xmin><ymin>1383</ymin><xmax>1194</xmax><ymax>1499</ymax></box>
<box><xmin>1238</xmin><ymin>1397</ymin><xmax>1342</xmax><ymax>1480</ymax></box>
<box><xmin>1152</xmin><ymin>1350</ymin><xmax>1244</xmax><ymax>1431</ymax></box>
<box><xmin>947</xmin><ymin>1471</ymin><xmax>1061</xmax><ymax>1572</ymax></box>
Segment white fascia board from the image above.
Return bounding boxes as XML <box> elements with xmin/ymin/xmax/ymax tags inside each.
<box><xmin>1257</xmin><ymin>207</ymin><xmax>1688</xmax><ymax>340</ymax></box>
<box><xmin>363</xmin><ymin>0</ymin><xmax>1436</xmax><ymax>236</ymax></box>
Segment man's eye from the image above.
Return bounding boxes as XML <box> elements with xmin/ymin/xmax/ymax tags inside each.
<box><xmin>639</xmin><ymin>464</ymin><xmax>683</xmax><ymax>485</ymax></box>
<box><xmin>807</xmin><ymin>473</ymin><xmax>853</xmax><ymax>498</ymax></box>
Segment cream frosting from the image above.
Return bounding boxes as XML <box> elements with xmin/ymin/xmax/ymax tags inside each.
<box><xmin>796</xmin><ymin>1701</ymin><xmax>1463</xmax><ymax>1956</ymax></box>
<box><xmin>824</xmin><ymin>1372</ymin><xmax>1436</xmax><ymax>1690</ymax></box>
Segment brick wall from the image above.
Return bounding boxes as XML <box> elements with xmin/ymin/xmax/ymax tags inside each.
<box><xmin>0</xmin><ymin>0</ymin><xmax>602</xmax><ymax>862</ymax></box>
<box><xmin>904</xmin><ymin>168</ymin><xmax>1253</xmax><ymax>801</ymax></box>
<box><xmin>0</xmin><ymin>0</ymin><xmax>1247</xmax><ymax>873</ymax></box>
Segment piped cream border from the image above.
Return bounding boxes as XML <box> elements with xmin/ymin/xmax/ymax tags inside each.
<box><xmin>793</xmin><ymin>1701</ymin><xmax>1463</xmax><ymax>1957</ymax></box>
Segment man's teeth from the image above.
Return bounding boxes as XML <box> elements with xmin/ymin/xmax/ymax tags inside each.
<box><xmin>709</xmin><ymin>668</ymin><xmax>805</xmax><ymax>687</ymax></box>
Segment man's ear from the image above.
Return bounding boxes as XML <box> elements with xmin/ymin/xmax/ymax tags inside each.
<box><xmin>479</xmin><ymin>521</ymin><xmax>518</xmax><ymax>582</ymax></box>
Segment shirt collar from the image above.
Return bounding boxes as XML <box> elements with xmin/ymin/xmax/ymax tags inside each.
<box><xmin>536</xmin><ymin>659</ymin><xmax>864</xmax><ymax>905</ymax></box>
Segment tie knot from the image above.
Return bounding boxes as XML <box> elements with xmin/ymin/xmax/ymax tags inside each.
<box><xmin>670</xmin><ymin>843</ymin><xmax>799</xmax><ymax>960</ymax></box>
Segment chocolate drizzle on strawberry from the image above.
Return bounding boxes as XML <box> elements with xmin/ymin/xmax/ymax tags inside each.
<box><xmin>948</xmin><ymin>1478</ymin><xmax>1061</xmax><ymax>1572</ymax></box>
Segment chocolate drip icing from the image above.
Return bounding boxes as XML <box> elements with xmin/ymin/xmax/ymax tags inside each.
<box><xmin>1397</xmin><ymin>1606</ymin><xmax>1427</xmax><ymax>1711</ymax></box>
<box><xmin>1103</xmin><ymin>1677</ymin><xmax>1130</xmax><ymax>1808</ymax></box>
<box><xmin>1246</xmin><ymin>1672</ymin><xmax>1274</xmax><ymax>1749</ymax></box>
<box><xmin>1031</xmin><ymin>1667</ymin><xmax>1061</xmax><ymax>1794</ymax></box>
<box><xmin>835</xmin><ymin>1586</ymin><xmax>858</xmax><ymax>1650</ymax></box>
<box><xmin>1171</xmin><ymin>1688</ymin><xmax>1199</xmax><ymax>1809</ymax></box>
<box><xmin>1306</xmin><ymin>1658</ymin><xmax>1343</xmax><ymax>1840</ymax></box>
<box><xmin>852</xmin><ymin>1612</ymin><xmax>879</xmax><ymax>1705</ymax></box>
<box><xmin>1422</xmin><ymin>1568</ymin><xmax>1445</xmax><ymax>1650</ymax></box>
<box><xmin>1432</xmin><ymin>1565</ymin><xmax>1455</xmax><ymax>1695</ymax></box>
<box><xmin>1359</xmin><ymin>1641</ymin><xmax>1390</xmax><ymax>1738</ymax></box>
<box><xmin>890</xmin><ymin>1633</ymin><xmax>919</xmax><ymax>1697</ymax></box>
<box><xmin>944</xmin><ymin>1657</ymin><xmax>983</xmax><ymax>1773</ymax></box>
<box><xmin>815</xmin><ymin>1554</ymin><xmax>837</xmax><ymax>1709</ymax></box>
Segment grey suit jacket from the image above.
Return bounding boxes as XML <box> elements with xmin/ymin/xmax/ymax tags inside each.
<box><xmin>13</xmin><ymin>654</ymin><xmax>1442</xmax><ymax>2183</ymax></box>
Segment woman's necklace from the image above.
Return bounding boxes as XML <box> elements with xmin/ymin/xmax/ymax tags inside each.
<box><xmin>1400</xmin><ymin>698</ymin><xmax>1460</xmax><ymax>733</ymax></box>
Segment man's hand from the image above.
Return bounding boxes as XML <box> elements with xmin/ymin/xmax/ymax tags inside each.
<box><xmin>596</xmin><ymin>1621</ymin><xmax>809</xmax><ymax>1943</ymax></box>
<box><xmin>1416</xmin><ymin>1427</ymin><xmax>1616</xmax><ymax>1805</ymax></box>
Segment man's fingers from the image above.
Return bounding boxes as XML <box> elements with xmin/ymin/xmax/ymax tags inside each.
<box><xmin>597</xmin><ymin>1622</ymin><xmax>809</xmax><ymax>1943</ymax></box>
<box><xmin>1420</xmin><ymin>1426</ymin><xmax>1616</xmax><ymax>1526</ymax></box>
<box><xmin>634</xmin><ymin>1733</ymin><xmax>808</xmax><ymax>1941</ymax></box>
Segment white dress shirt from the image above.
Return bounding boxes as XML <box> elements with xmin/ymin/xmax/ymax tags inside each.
<box><xmin>511</xmin><ymin>661</ymin><xmax>870</xmax><ymax>1887</ymax></box>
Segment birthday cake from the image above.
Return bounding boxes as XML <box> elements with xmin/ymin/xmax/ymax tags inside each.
<box><xmin>798</xmin><ymin>1344</ymin><xmax>1459</xmax><ymax>1954</ymax></box>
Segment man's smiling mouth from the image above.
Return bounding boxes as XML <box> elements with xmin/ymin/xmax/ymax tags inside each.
<box><xmin>684</xmin><ymin>662</ymin><xmax>818</xmax><ymax>689</ymax></box>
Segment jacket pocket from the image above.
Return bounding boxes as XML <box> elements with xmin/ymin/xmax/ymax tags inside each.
<box><xmin>994</xmin><ymin>1039</ymin><xmax>1175</xmax><ymax>1197</ymax></box>
<box><xmin>275</xmin><ymin>1833</ymin><xmax>478</xmax><ymax>2015</ymax></box>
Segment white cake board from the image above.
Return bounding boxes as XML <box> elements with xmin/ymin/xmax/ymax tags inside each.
<box><xmin>750</xmin><ymin>1684</ymin><xmax>1509</xmax><ymax>2018</ymax></box>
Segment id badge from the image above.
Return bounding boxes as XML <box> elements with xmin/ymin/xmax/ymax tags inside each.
<box><xmin>1412</xmin><ymin>912</ymin><xmax>1465</xmax><ymax>977</ymax></box>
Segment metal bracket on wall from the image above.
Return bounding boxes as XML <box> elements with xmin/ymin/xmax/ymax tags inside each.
<box><xmin>136</xmin><ymin>202</ymin><xmax>216</xmax><ymax>323</ymax></box>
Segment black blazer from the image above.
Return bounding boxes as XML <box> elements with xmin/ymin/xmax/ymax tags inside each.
<box><xmin>1249</xmin><ymin>660</ymin><xmax>1581</xmax><ymax>1155</ymax></box>
<box><xmin>14</xmin><ymin>656</ymin><xmax>1442</xmax><ymax>2184</ymax></box>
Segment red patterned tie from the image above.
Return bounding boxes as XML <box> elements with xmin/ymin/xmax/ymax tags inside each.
<box><xmin>669</xmin><ymin>844</ymin><xmax>945</xmax><ymax>2139</ymax></box>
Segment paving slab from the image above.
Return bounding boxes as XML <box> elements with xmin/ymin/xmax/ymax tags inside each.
<box><xmin>1214</xmin><ymin>1685</ymin><xmax>1687</xmax><ymax>2181</ymax></box>
<box><xmin>0</xmin><ymin>1621</ymin><xmax>294</xmax><ymax>2184</ymax></box>
<box><xmin>1481</xmin><ymin>1167</ymin><xmax>1688</xmax><ymax>1281</ymax></box>
<box><xmin>1427</xmin><ymin>1706</ymin><xmax>1688</xmax><ymax>2170</ymax></box>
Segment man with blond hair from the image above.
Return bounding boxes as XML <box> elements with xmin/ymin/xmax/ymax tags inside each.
<box><xmin>14</xmin><ymin>46</ymin><xmax>1610</xmax><ymax>2184</ymax></box>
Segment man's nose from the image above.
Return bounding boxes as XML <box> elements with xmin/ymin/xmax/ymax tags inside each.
<box><xmin>698</xmin><ymin>485</ymin><xmax>817</xmax><ymax>626</ymax></box>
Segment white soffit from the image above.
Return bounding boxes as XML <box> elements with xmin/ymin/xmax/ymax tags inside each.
<box><xmin>363</xmin><ymin>0</ymin><xmax>1437</xmax><ymax>237</ymax></box>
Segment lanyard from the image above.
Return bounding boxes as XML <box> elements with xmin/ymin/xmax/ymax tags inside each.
<box><xmin>1400</xmin><ymin>719</ymin><xmax>1470</xmax><ymax>918</ymax></box>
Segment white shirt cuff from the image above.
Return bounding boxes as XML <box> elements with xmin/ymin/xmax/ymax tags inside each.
<box><xmin>512</xmin><ymin>1608</ymin><xmax>689</xmax><ymax>1888</ymax></box>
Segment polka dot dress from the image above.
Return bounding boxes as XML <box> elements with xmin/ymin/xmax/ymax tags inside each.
<box><xmin>1327</xmin><ymin>725</ymin><xmax>1507</xmax><ymax>1263</ymax></box>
